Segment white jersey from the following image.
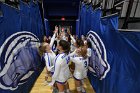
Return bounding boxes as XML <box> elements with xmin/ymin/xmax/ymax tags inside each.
<box><xmin>70</xmin><ymin>35</ymin><xmax>76</xmax><ymax>43</ymax></box>
<box><xmin>61</xmin><ymin>35</ymin><xmax>67</xmax><ymax>41</ymax></box>
<box><xmin>69</xmin><ymin>50</ymin><xmax>79</xmax><ymax>58</ymax></box>
<box><xmin>44</xmin><ymin>32</ymin><xmax>57</xmax><ymax>72</ymax></box>
<box><xmin>52</xmin><ymin>53</ymin><xmax>71</xmax><ymax>83</ymax></box>
<box><xmin>70</xmin><ymin>40</ymin><xmax>76</xmax><ymax>52</ymax></box>
<box><xmin>87</xmin><ymin>48</ymin><xmax>91</xmax><ymax>57</ymax></box>
<box><xmin>70</xmin><ymin>56</ymin><xmax>89</xmax><ymax>80</ymax></box>
<box><xmin>70</xmin><ymin>35</ymin><xmax>76</xmax><ymax>52</ymax></box>
<box><xmin>44</xmin><ymin>51</ymin><xmax>56</xmax><ymax>72</ymax></box>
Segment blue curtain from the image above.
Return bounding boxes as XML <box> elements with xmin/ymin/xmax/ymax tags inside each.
<box><xmin>120</xmin><ymin>32</ymin><xmax>140</xmax><ymax>52</ymax></box>
<box><xmin>20</xmin><ymin>1</ymin><xmax>31</xmax><ymax>31</ymax></box>
<box><xmin>88</xmin><ymin>13</ymin><xmax>140</xmax><ymax>93</ymax></box>
<box><xmin>0</xmin><ymin>3</ymin><xmax>20</xmax><ymax>45</ymax></box>
<box><xmin>44</xmin><ymin>18</ymin><xmax>50</xmax><ymax>37</ymax></box>
<box><xmin>90</xmin><ymin>7</ymin><xmax>102</xmax><ymax>34</ymax></box>
<box><xmin>79</xmin><ymin>3</ymin><xmax>87</xmax><ymax>37</ymax></box>
<box><xmin>85</xmin><ymin>4</ymin><xmax>92</xmax><ymax>34</ymax></box>
<box><xmin>77</xmin><ymin>3</ymin><xmax>140</xmax><ymax>93</ymax></box>
<box><xmin>76</xmin><ymin>19</ymin><xmax>79</xmax><ymax>37</ymax></box>
<box><xmin>0</xmin><ymin>1</ymin><xmax>44</xmax><ymax>93</ymax></box>
<box><xmin>30</xmin><ymin>0</ymin><xmax>44</xmax><ymax>41</ymax></box>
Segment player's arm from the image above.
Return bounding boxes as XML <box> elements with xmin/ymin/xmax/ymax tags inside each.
<box><xmin>67</xmin><ymin>29</ymin><xmax>76</xmax><ymax>43</ymax></box>
<box><xmin>70</xmin><ymin>35</ymin><xmax>76</xmax><ymax>44</ymax></box>
<box><xmin>50</xmin><ymin>26</ymin><xmax>58</xmax><ymax>48</ymax></box>
<box><xmin>87</xmin><ymin>48</ymin><xmax>91</xmax><ymax>57</ymax></box>
<box><xmin>44</xmin><ymin>54</ymin><xmax>52</xmax><ymax>71</ymax></box>
<box><xmin>70</xmin><ymin>57</ymin><xmax>81</xmax><ymax>65</ymax></box>
<box><xmin>68</xmin><ymin>50</ymin><xmax>77</xmax><ymax>57</ymax></box>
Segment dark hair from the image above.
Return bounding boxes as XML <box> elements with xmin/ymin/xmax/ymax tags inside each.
<box><xmin>76</xmin><ymin>39</ymin><xmax>84</xmax><ymax>48</ymax></box>
<box><xmin>68</xmin><ymin>35</ymin><xmax>71</xmax><ymax>43</ymax></box>
<box><xmin>80</xmin><ymin>46</ymin><xmax>87</xmax><ymax>59</ymax></box>
<box><xmin>59</xmin><ymin>40</ymin><xmax>70</xmax><ymax>54</ymax></box>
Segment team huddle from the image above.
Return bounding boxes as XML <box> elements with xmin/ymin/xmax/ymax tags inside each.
<box><xmin>39</xmin><ymin>26</ymin><xmax>91</xmax><ymax>93</ymax></box>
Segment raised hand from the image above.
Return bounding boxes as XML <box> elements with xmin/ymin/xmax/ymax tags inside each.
<box><xmin>54</xmin><ymin>26</ymin><xmax>58</xmax><ymax>33</ymax></box>
<box><xmin>67</xmin><ymin>28</ymin><xmax>71</xmax><ymax>35</ymax></box>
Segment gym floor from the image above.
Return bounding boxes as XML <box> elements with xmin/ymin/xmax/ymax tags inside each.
<box><xmin>30</xmin><ymin>68</ymin><xmax>95</xmax><ymax>93</ymax></box>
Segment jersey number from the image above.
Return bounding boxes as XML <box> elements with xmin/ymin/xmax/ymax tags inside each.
<box><xmin>84</xmin><ymin>61</ymin><xmax>88</xmax><ymax>68</ymax></box>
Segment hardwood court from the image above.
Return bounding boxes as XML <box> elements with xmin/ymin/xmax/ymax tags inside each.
<box><xmin>30</xmin><ymin>68</ymin><xmax>95</xmax><ymax>93</ymax></box>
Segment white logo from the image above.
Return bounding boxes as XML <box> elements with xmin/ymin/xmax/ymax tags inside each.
<box><xmin>0</xmin><ymin>31</ymin><xmax>40</xmax><ymax>90</ymax></box>
<box><xmin>87</xmin><ymin>31</ymin><xmax>110</xmax><ymax>80</ymax></box>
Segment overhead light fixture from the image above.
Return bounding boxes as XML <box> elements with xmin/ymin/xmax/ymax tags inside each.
<box><xmin>61</xmin><ymin>17</ymin><xmax>65</xmax><ymax>21</ymax></box>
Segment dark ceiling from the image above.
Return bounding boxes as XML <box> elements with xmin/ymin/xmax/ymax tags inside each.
<box><xmin>43</xmin><ymin>0</ymin><xmax>80</xmax><ymax>19</ymax></box>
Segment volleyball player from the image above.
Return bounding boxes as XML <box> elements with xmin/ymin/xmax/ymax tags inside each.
<box><xmin>39</xmin><ymin>26</ymin><xmax>58</xmax><ymax>85</ymax></box>
<box><xmin>70</xmin><ymin>46</ymin><xmax>88</xmax><ymax>93</ymax></box>
<box><xmin>49</xmin><ymin>40</ymin><xmax>71</xmax><ymax>93</ymax></box>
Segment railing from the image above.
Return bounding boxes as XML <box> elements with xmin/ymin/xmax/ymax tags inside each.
<box><xmin>83</xmin><ymin>0</ymin><xmax>140</xmax><ymax>29</ymax></box>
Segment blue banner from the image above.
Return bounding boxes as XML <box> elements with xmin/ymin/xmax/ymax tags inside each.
<box><xmin>20</xmin><ymin>1</ymin><xmax>31</xmax><ymax>31</ymax></box>
<box><xmin>76</xmin><ymin>3</ymin><xmax>140</xmax><ymax>93</ymax></box>
<box><xmin>85</xmin><ymin>4</ymin><xmax>92</xmax><ymax>34</ymax></box>
<box><xmin>90</xmin><ymin>7</ymin><xmax>102</xmax><ymax>34</ymax></box>
<box><xmin>30</xmin><ymin>0</ymin><xmax>44</xmax><ymax>41</ymax></box>
<box><xmin>0</xmin><ymin>3</ymin><xmax>20</xmax><ymax>45</ymax></box>
<box><xmin>0</xmin><ymin>1</ymin><xmax>44</xmax><ymax>93</ymax></box>
<box><xmin>79</xmin><ymin>3</ymin><xmax>87</xmax><ymax>36</ymax></box>
<box><xmin>77</xmin><ymin>3</ymin><xmax>102</xmax><ymax>37</ymax></box>
<box><xmin>87</xmin><ymin>12</ymin><xmax>140</xmax><ymax>93</ymax></box>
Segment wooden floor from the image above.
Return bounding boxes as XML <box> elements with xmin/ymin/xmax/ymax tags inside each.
<box><xmin>30</xmin><ymin>68</ymin><xmax>95</xmax><ymax>93</ymax></box>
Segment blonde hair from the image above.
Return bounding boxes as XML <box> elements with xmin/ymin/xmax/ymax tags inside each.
<box><xmin>38</xmin><ymin>42</ymin><xmax>47</xmax><ymax>56</ymax></box>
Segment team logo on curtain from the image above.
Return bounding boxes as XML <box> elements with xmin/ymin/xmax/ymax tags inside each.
<box><xmin>0</xmin><ymin>31</ymin><xmax>40</xmax><ymax>90</ymax></box>
<box><xmin>87</xmin><ymin>31</ymin><xmax>110</xmax><ymax>80</ymax></box>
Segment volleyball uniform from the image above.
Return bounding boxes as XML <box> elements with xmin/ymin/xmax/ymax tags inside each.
<box><xmin>52</xmin><ymin>53</ymin><xmax>71</xmax><ymax>84</ymax></box>
<box><xmin>87</xmin><ymin>48</ymin><xmax>91</xmax><ymax>57</ymax></box>
<box><xmin>61</xmin><ymin>35</ymin><xmax>67</xmax><ymax>41</ymax></box>
<box><xmin>70</xmin><ymin>35</ymin><xmax>76</xmax><ymax>43</ymax></box>
<box><xmin>70</xmin><ymin>40</ymin><xmax>76</xmax><ymax>52</ymax></box>
<box><xmin>44</xmin><ymin>32</ymin><xmax>57</xmax><ymax>72</ymax></box>
<box><xmin>70</xmin><ymin>35</ymin><xmax>76</xmax><ymax>52</ymax></box>
<box><xmin>50</xmin><ymin>32</ymin><xmax>57</xmax><ymax>49</ymax></box>
<box><xmin>52</xmin><ymin>42</ymin><xmax>57</xmax><ymax>52</ymax></box>
<box><xmin>70</xmin><ymin>56</ymin><xmax>89</xmax><ymax>80</ymax></box>
<box><xmin>70</xmin><ymin>48</ymin><xmax>91</xmax><ymax>57</ymax></box>
<box><xmin>69</xmin><ymin>49</ymin><xmax>78</xmax><ymax>58</ymax></box>
<box><xmin>44</xmin><ymin>51</ymin><xmax>56</xmax><ymax>72</ymax></box>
